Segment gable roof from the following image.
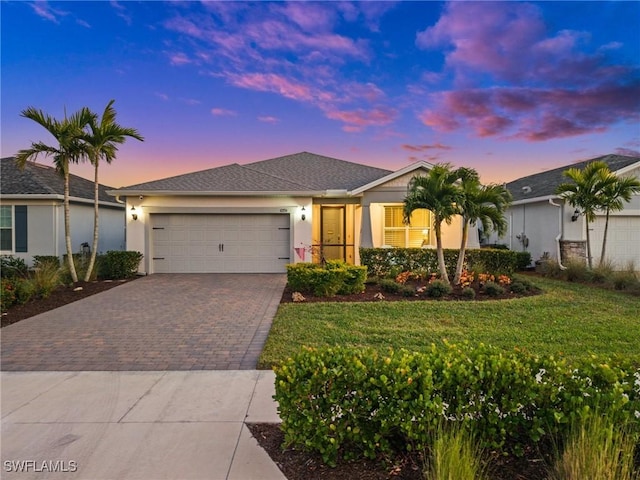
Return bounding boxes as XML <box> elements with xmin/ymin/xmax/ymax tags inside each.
<box><xmin>350</xmin><ymin>160</ymin><xmax>435</xmax><ymax>195</ymax></box>
<box><xmin>507</xmin><ymin>154</ymin><xmax>640</xmax><ymax>202</ymax></box>
<box><xmin>0</xmin><ymin>156</ymin><xmax>120</xmax><ymax>205</ymax></box>
<box><xmin>112</xmin><ymin>152</ymin><xmax>393</xmax><ymax>195</ymax></box>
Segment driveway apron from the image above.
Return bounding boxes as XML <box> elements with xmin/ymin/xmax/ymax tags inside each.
<box><xmin>0</xmin><ymin>274</ymin><xmax>286</xmax><ymax>371</ymax></box>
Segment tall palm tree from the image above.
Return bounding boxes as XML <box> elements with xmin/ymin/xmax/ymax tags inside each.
<box><xmin>597</xmin><ymin>175</ymin><xmax>640</xmax><ymax>266</ymax></box>
<box><xmin>403</xmin><ymin>163</ymin><xmax>462</xmax><ymax>284</ymax></box>
<box><xmin>82</xmin><ymin>100</ymin><xmax>144</xmax><ymax>281</ymax></box>
<box><xmin>15</xmin><ymin>107</ymin><xmax>94</xmax><ymax>282</ymax></box>
<box><xmin>453</xmin><ymin>168</ymin><xmax>511</xmax><ymax>284</ymax></box>
<box><xmin>556</xmin><ymin>161</ymin><xmax>616</xmax><ymax>268</ymax></box>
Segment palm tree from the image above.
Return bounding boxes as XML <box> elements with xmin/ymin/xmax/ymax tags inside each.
<box><xmin>82</xmin><ymin>100</ymin><xmax>143</xmax><ymax>281</ymax></box>
<box><xmin>453</xmin><ymin>168</ymin><xmax>511</xmax><ymax>284</ymax></box>
<box><xmin>597</xmin><ymin>175</ymin><xmax>640</xmax><ymax>266</ymax></box>
<box><xmin>556</xmin><ymin>161</ymin><xmax>616</xmax><ymax>268</ymax></box>
<box><xmin>403</xmin><ymin>163</ymin><xmax>462</xmax><ymax>284</ymax></box>
<box><xmin>15</xmin><ymin>107</ymin><xmax>94</xmax><ymax>282</ymax></box>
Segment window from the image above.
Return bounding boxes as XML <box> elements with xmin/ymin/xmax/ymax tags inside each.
<box><xmin>0</xmin><ymin>205</ymin><xmax>27</xmax><ymax>253</ymax></box>
<box><xmin>384</xmin><ymin>206</ymin><xmax>432</xmax><ymax>248</ymax></box>
<box><xmin>0</xmin><ymin>205</ymin><xmax>12</xmax><ymax>251</ymax></box>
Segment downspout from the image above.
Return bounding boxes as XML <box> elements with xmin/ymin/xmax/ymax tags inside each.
<box><xmin>548</xmin><ymin>198</ymin><xmax>567</xmax><ymax>269</ymax></box>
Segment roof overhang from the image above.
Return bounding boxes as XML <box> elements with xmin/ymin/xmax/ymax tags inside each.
<box><xmin>0</xmin><ymin>193</ymin><xmax>124</xmax><ymax>208</ymax></box>
<box><xmin>107</xmin><ymin>189</ymin><xmax>326</xmax><ymax>198</ymax></box>
<box><xmin>510</xmin><ymin>194</ymin><xmax>560</xmax><ymax>206</ymax></box>
<box><xmin>349</xmin><ymin>161</ymin><xmax>434</xmax><ymax>195</ymax></box>
<box><xmin>613</xmin><ymin>161</ymin><xmax>640</xmax><ymax>176</ymax></box>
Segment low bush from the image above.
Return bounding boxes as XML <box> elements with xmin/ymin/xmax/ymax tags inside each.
<box><xmin>287</xmin><ymin>261</ymin><xmax>366</xmax><ymax>297</ymax></box>
<box><xmin>379</xmin><ymin>278</ymin><xmax>401</xmax><ymax>294</ymax></box>
<box><xmin>98</xmin><ymin>251</ymin><xmax>143</xmax><ymax>280</ymax></box>
<box><xmin>610</xmin><ymin>271</ymin><xmax>639</xmax><ymax>291</ymax></box>
<box><xmin>32</xmin><ymin>255</ymin><xmax>60</xmax><ymax>269</ymax></box>
<box><xmin>483</xmin><ymin>281</ymin><xmax>505</xmax><ymax>297</ymax></box>
<box><xmin>274</xmin><ymin>344</ymin><xmax>640</xmax><ymax>465</ymax></box>
<box><xmin>0</xmin><ymin>255</ymin><xmax>29</xmax><ymax>279</ymax></box>
<box><xmin>564</xmin><ymin>259</ymin><xmax>591</xmax><ymax>283</ymax></box>
<box><xmin>1</xmin><ymin>278</ymin><xmax>17</xmax><ymax>312</ymax></box>
<box><xmin>426</xmin><ymin>280</ymin><xmax>452</xmax><ymax>298</ymax></box>
<box><xmin>461</xmin><ymin>286</ymin><xmax>476</xmax><ymax>299</ymax></box>
<box><xmin>509</xmin><ymin>281</ymin><xmax>527</xmax><ymax>294</ymax></box>
<box><xmin>32</xmin><ymin>261</ymin><xmax>62</xmax><ymax>298</ymax></box>
<box><xmin>14</xmin><ymin>278</ymin><xmax>36</xmax><ymax>304</ymax></box>
<box><xmin>359</xmin><ymin>248</ymin><xmax>524</xmax><ymax>279</ymax></box>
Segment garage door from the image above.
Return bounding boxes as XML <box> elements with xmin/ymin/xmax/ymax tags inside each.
<box><xmin>591</xmin><ymin>215</ymin><xmax>640</xmax><ymax>267</ymax></box>
<box><xmin>151</xmin><ymin>214</ymin><xmax>291</xmax><ymax>273</ymax></box>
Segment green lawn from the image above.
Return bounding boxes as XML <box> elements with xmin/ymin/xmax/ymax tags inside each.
<box><xmin>258</xmin><ymin>275</ymin><xmax>640</xmax><ymax>368</ymax></box>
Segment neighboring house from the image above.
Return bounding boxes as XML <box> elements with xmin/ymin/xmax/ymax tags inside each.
<box><xmin>0</xmin><ymin>157</ymin><xmax>126</xmax><ymax>265</ymax></box>
<box><xmin>109</xmin><ymin>152</ymin><xmax>475</xmax><ymax>274</ymax></box>
<box><xmin>485</xmin><ymin>154</ymin><xmax>640</xmax><ymax>268</ymax></box>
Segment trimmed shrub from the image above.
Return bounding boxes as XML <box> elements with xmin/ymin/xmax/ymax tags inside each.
<box><xmin>515</xmin><ymin>251</ymin><xmax>532</xmax><ymax>271</ymax></box>
<box><xmin>401</xmin><ymin>285</ymin><xmax>416</xmax><ymax>297</ymax></box>
<box><xmin>483</xmin><ymin>281</ymin><xmax>505</xmax><ymax>297</ymax></box>
<box><xmin>360</xmin><ymin>248</ymin><xmax>523</xmax><ymax>279</ymax></box>
<box><xmin>426</xmin><ymin>280</ymin><xmax>452</xmax><ymax>298</ymax></box>
<box><xmin>509</xmin><ymin>281</ymin><xmax>527</xmax><ymax>294</ymax></box>
<box><xmin>287</xmin><ymin>261</ymin><xmax>367</xmax><ymax>297</ymax></box>
<box><xmin>380</xmin><ymin>279</ymin><xmax>401</xmax><ymax>294</ymax></box>
<box><xmin>98</xmin><ymin>251</ymin><xmax>143</xmax><ymax>280</ymax></box>
<box><xmin>461</xmin><ymin>286</ymin><xmax>476</xmax><ymax>299</ymax></box>
<box><xmin>274</xmin><ymin>345</ymin><xmax>640</xmax><ymax>465</ymax></box>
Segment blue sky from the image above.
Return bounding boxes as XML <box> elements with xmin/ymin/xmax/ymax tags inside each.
<box><xmin>2</xmin><ymin>1</ymin><xmax>639</xmax><ymax>187</ymax></box>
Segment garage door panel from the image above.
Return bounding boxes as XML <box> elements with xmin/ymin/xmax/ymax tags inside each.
<box><xmin>592</xmin><ymin>216</ymin><xmax>640</xmax><ymax>267</ymax></box>
<box><xmin>151</xmin><ymin>214</ymin><xmax>291</xmax><ymax>273</ymax></box>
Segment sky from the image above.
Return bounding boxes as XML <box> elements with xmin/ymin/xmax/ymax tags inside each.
<box><xmin>1</xmin><ymin>1</ymin><xmax>639</xmax><ymax>188</ymax></box>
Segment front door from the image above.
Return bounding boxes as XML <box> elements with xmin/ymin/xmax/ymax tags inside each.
<box><xmin>321</xmin><ymin>206</ymin><xmax>345</xmax><ymax>261</ymax></box>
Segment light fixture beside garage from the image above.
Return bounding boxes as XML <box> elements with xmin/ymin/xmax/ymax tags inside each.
<box><xmin>301</xmin><ymin>206</ymin><xmax>306</xmax><ymax>221</ymax></box>
<box><xmin>131</xmin><ymin>206</ymin><xmax>138</xmax><ymax>221</ymax></box>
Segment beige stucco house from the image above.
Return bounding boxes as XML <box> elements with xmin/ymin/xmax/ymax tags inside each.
<box><xmin>109</xmin><ymin>152</ymin><xmax>476</xmax><ymax>274</ymax></box>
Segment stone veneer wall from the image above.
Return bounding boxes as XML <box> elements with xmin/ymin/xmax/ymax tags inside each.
<box><xmin>560</xmin><ymin>240</ymin><xmax>587</xmax><ymax>264</ymax></box>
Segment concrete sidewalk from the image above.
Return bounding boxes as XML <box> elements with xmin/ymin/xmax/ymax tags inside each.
<box><xmin>1</xmin><ymin>370</ymin><xmax>286</xmax><ymax>480</ymax></box>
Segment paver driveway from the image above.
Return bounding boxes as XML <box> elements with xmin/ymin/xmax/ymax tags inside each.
<box><xmin>0</xmin><ymin>274</ymin><xmax>286</xmax><ymax>371</ymax></box>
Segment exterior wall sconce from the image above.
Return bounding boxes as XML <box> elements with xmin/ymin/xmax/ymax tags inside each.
<box><xmin>131</xmin><ymin>206</ymin><xmax>138</xmax><ymax>221</ymax></box>
<box><xmin>301</xmin><ymin>206</ymin><xmax>306</xmax><ymax>221</ymax></box>
<box><xmin>571</xmin><ymin>209</ymin><xmax>580</xmax><ymax>222</ymax></box>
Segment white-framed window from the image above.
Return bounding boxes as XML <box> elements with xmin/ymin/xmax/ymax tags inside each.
<box><xmin>383</xmin><ymin>206</ymin><xmax>432</xmax><ymax>248</ymax></box>
<box><xmin>0</xmin><ymin>205</ymin><xmax>13</xmax><ymax>252</ymax></box>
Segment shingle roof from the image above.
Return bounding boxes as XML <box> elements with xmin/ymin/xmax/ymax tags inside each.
<box><xmin>117</xmin><ymin>152</ymin><xmax>393</xmax><ymax>193</ymax></box>
<box><xmin>507</xmin><ymin>154</ymin><xmax>640</xmax><ymax>202</ymax></box>
<box><xmin>1</xmin><ymin>157</ymin><xmax>118</xmax><ymax>204</ymax></box>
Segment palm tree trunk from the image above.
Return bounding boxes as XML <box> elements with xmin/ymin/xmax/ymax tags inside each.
<box><xmin>64</xmin><ymin>171</ymin><xmax>78</xmax><ymax>282</ymax></box>
<box><xmin>599</xmin><ymin>209</ymin><xmax>610</xmax><ymax>268</ymax></box>
<box><xmin>585</xmin><ymin>218</ymin><xmax>593</xmax><ymax>269</ymax></box>
<box><xmin>454</xmin><ymin>219</ymin><xmax>469</xmax><ymax>284</ymax></box>
<box><xmin>85</xmin><ymin>160</ymin><xmax>100</xmax><ymax>281</ymax></box>
<box><xmin>435</xmin><ymin>221</ymin><xmax>450</xmax><ymax>284</ymax></box>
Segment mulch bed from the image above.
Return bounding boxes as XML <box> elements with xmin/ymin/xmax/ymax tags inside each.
<box><xmin>1</xmin><ymin>278</ymin><xmax>138</xmax><ymax>328</ymax></box>
<box><xmin>247</xmin><ymin>423</ymin><xmax>553</xmax><ymax>480</ymax></box>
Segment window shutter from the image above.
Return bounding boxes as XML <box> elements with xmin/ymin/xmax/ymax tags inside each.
<box><xmin>15</xmin><ymin>205</ymin><xmax>28</xmax><ymax>252</ymax></box>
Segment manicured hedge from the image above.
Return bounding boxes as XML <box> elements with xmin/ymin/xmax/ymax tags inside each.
<box><xmin>274</xmin><ymin>344</ymin><xmax>640</xmax><ymax>465</ymax></box>
<box><xmin>286</xmin><ymin>261</ymin><xmax>367</xmax><ymax>297</ymax></box>
<box><xmin>97</xmin><ymin>251</ymin><xmax>143</xmax><ymax>279</ymax></box>
<box><xmin>359</xmin><ymin>247</ymin><xmax>531</xmax><ymax>277</ymax></box>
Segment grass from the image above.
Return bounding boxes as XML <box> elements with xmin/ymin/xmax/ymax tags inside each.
<box><xmin>549</xmin><ymin>412</ymin><xmax>639</xmax><ymax>480</ymax></box>
<box><xmin>258</xmin><ymin>275</ymin><xmax>640</xmax><ymax>368</ymax></box>
<box><xmin>426</xmin><ymin>422</ymin><xmax>487</xmax><ymax>480</ymax></box>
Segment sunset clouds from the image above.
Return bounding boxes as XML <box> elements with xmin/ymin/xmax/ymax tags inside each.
<box><xmin>416</xmin><ymin>1</ymin><xmax>640</xmax><ymax>141</ymax></box>
<box><xmin>3</xmin><ymin>1</ymin><xmax>639</xmax><ymax>187</ymax></box>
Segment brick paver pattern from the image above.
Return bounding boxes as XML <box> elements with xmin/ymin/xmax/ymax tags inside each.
<box><xmin>1</xmin><ymin>274</ymin><xmax>286</xmax><ymax>371</ymax></box>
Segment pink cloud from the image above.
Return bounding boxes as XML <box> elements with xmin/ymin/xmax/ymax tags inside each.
<box><xmin>421</xmin><ymin>82</ymin><xmax>640</xmax><ymax>141</ymax></box>
<box><xmin>210</xmin><ymin>108</ymin><xmax>236</xmax><ymax>117</ymax></box>
<box><xmin>402</xmin><ymin>144</ymin><xmax>452</xmax><ymax>152</ymax></box>
<box><xmin>326</xmin><ymin>107</ymin><xmax>397</xmax><ymax>131</ymax></box>
<box><xmin>228</xmin><ymin>73</ymin><xmax>314</xmax><ymax>102</ymax></box>
<box><xmin>30</xmin><ymin>1</ymin><xmax>68</xmax><ymax>23</ymax></box>
<box><xmin>169</xmin><ymin>52</ymin><xmax>191</xmax><ymax>66</ymax></box>
<box><xmin>258</xmin><ymin>116</ymin><xmax>279</xmax><ymax>124</ymax></box>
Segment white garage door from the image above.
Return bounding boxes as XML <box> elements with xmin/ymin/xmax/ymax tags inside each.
<box><xmin>591</xmin><ymin>215</ymin><xmax>640</xmax><ymax>267</ymax></box>
<box><xmin>151</xmin><ymin>214</ymin><xmax>291</xmax><ymax>273</ymax></box>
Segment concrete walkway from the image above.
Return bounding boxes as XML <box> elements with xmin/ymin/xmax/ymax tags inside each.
<box><xmin>1</xmin><ymin>370</ymin><xmax>285</xmax><ymax>480</ymax></box>
<box><xmin>1</xmin><ymin>274</ymin><xmax>287</xmax><ymax>371</ymax></box>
